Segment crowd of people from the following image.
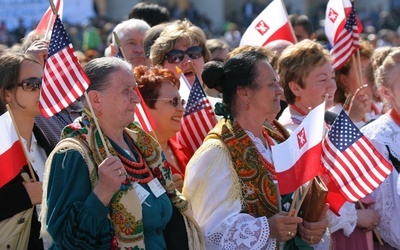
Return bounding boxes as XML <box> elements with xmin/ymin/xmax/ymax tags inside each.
<box><xmin>1</xmin><ymin>1</ymin><xmax>400</xmax><ymax>250</ymax></box>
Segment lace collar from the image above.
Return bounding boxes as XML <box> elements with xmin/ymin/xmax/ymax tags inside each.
<box><xmin>245</xmin><ymin>130</ymin><xmax>273</xmax><ymax>163</ymax></box>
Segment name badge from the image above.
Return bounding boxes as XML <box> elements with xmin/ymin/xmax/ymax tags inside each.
<box><xmin>148</xmin><ymin>178</ymin><xmax>166</xmax><ymax>198</ymax></box>
<box><xmin>132</xmin><ymin>182</ymin><xmax>150</xmax><ymax>204</ymax></box>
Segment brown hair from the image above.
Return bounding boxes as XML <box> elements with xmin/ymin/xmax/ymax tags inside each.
<box><xmin>0</xmin><ymin>52</ymin><xmax>41</xmax><ymax>113</ymax></box>
<box><xmin>134</xmin><ymin>65</ymin><xmax>179</xmax><ymax>108</ymax></box>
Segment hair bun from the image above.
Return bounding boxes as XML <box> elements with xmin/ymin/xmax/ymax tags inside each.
<box><xmin>201</xmin><ymin>61</ymin><xmax>224</xmax><ymax>93</ymax></box>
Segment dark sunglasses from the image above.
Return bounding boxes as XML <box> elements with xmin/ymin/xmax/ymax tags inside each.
<box><xmin>18</xmin><ymin>77</ymin><xmax>42</xmax><ymax>91</ymax></box>
<box><xmin>164</xmin><ymin>46</ymin><xmax>203</xmax><ymax>63</ymax></box>
<box><xmin>148</xmin><ymin>97</ymin><xmax>186</xmax><ymax>108</ymax></box>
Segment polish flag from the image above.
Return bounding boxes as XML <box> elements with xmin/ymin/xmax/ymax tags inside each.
<box><xmin>0</xmin><ymin>112</ymin><xmax>27</xmax><ymax>188</ymax></box>
<box><xmin>34</xmin><ymin>0</ymin><xmax>64</xmax><ymax>35</ymax></box>
<box><xmin>240</xmin><ymin>0</ymin><xmax>295</xmax><ymax>47</ymax></box>
<box><xmin>271</xmin><ymin>102</ymin><xmax>326</xmax><ymax>194</ymax></box>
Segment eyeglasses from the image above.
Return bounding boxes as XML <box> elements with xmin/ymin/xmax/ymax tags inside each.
<box><xmin>147</xmin><ymin>97</ymin><xmax>186</xmax><ymax>108</ymax></box>
<box><xmin>17</xmin><ymin>77</ymin><xmax>42</xmax><ymax>91</ymax></box>
<box><xmin>164</xmin><ymin>46</ymin><xmax>203</xmax><ymax>63</ymax></box>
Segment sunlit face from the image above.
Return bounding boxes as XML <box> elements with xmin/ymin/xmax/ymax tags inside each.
<box><xmin>150</xmin><ymin>82</ymin><xmax>185</xmax><ymax>141</ymax></box>
<box><xmin>248</xmin><ymin>60</ymin><xmax>283</xmax><ymax>118</ymax></box>
<box><xmin>98</xmin><ymin>68</ymin><xmax>140</xmax><ymax>127</ymax></box>
<box><xmin>297</xmin><ymin>61</ymin><xmax>336</xmax><ymax>110</ymax></box>
<box><xmin>7</xmin><ymin>60</ymin><xmax>43</xmax><ymax>117</ymax></box>
<box><xmin>162</xmin><ymin>39</ymin><xmax>205</xmax><ymax>86</ymax></box>
<box><xmin>120</xmin><ymin>29</ymin><xmax>147</xmax><ymax>67</ymax></box>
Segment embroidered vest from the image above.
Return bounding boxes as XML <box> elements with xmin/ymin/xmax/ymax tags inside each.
<box><xmin>206</xmin><ymin>119</ymin><xmax>278</xmax><ymax>218</ymax></box>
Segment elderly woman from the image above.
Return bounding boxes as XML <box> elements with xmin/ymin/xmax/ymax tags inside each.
<box><xmin>183</xmin><ymin>50</ymin><xmax>328</xmax><ymax>249</ymax></box>
<box><xmin>277</xmin><ymin>39</ymin><xmax>380</xmax><ymax>249</ymax></box>
<box><xmin>41</xmin><ymin>57</ymin><xmax>200</xmax><ymax>249</ymax></box>
<box><xmin>0</xmin><ymin>52</ymin><xmax>52</xmax><ymax>249</ymax></box>
<box><xmin>149</xmin><ymin>19</ymin><xmax>210</xmax><ymax>86</ymax></box>
<box><xmin>361</xmin><ymin>49</ymin><xmax>400</xmax><ymax>249</ymax></box>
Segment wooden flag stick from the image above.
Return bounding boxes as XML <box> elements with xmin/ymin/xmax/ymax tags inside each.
<box><xmin>357</xmin><ymin>201</ymin><xmax>384</xmax><ymax>245</ymax></box>
<box><xmin>6</xmin><ymin>105</ymin><xmax>37</xmax><ymax>182</ymax></box>
<box><xmin>83</xmin><ymin>92</ymin><xmax>111</xmax><ymax>156</ymax></box>
<box><xmin>288</xmin><ymin>188</ymin><xmax>300</xmax><ymax>216</ymax></box>
<box><xmin>113</xmin><ymin>32</ymin><xmax>127</xmax><ymax>59</ymax></box>
<box><xmin>44</xmin><ymin>0</ymin><xmax>57</xmax><ymax>41</ymax></box>
<box><xmin>293</xmin><ymin>183</ymin><xmax>312</xmax><ymax>217</ymax></box>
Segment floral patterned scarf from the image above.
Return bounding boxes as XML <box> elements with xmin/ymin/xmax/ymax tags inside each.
<box><xmin>206</xmin><ymin>118</ymin><xmax>279</xmax><ymax>218</ymax></box>
<box><xmin>61</xmin><ymin>109</ymin><xmax>189</xmax><ymax>249</ymax></box>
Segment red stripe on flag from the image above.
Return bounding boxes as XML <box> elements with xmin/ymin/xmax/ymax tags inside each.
<box><xmin>0</xmin><ymin>141</ymin><xmax>26</xmax><ymax>188</ymax></box>
<box><xmin>276</xmin><ymin>143</ymin><xmax>322</xmax><ymax>195</ymax></box>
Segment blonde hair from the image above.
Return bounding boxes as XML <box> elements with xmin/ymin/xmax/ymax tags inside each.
<box><xmin>149</xmin><ymin>19</ymin><xmax>210</xmax><ymax>66</ymax></box>
<box><xmin>277</xmin><ymin>39</ymin><xmax>331</xmax><ymax>104</ymax></box>
<box><xmin>376</xmin><ymin>49</ymin><xmax>400</xmax><ymax>93</ymax></box>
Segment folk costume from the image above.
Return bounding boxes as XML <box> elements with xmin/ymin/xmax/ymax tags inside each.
<box><xmin>183</xmin><ymin>117</ymin><xmax>279</xmax><ymax>249</ymax></box>
<box><xmin>41</xmin><ymin>110</ymin><xmax>203</xmax><ymax>250</ymax></box>
<box><xmin>361</xmin><ymin>110</ymin><xmax>400</xmax><ymax>249</ymax></box>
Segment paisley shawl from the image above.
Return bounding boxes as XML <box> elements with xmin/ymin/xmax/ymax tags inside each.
<box><xmin>206</xmin><ymin>118</ymin><xmax>278</xmax><ymax>218</ymax></box>
<box><xmin>59</xmin><ymin>109</ymin><xmax>190</xmax><ymax>249</ymax></box>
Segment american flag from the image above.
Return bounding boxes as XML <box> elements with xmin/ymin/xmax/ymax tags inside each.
<box><xmin>134</xmin><ymin>88</ymin><xmax>156</xmax><ymax>133</ymax></box>
<box><xmin>176</xmin><ymin>76</ymin><xmax>216</xmax><ymax>155</ymax></box>
<box><xmin>325</xmin><ymin>0</ymin><xmax>363</xmax><ymax>70</ymax></box>
<box><xmin>39</xmin><ymin>16</ymin><xmax>90</xmax><ymax>118</ymax></box>
<box><xmin>321</xmin><ymin>110</ymin><xmax>393</xmax><ymax>202</ymax></box>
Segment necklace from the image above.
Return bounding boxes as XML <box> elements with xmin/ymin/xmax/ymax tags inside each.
<box><xmin>116</xmin><ymin>135</ymin><xmax>154</xmax><ymax>184</ymax></box>
<box><xmin>390</xmin><ymin>109</ymin><xmax>400</xmax><ymax>126</ymax></box>
<box><xmin>290</xmin><ymin>104</ymin><xmax>308</xmax><ymax>116</ymax></box>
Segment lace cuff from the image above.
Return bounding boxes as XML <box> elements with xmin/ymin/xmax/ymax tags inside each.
<box><xmin>205</xmin><ymin>215</ymin><xmax>276</xmax><ymax>249</ymax></box>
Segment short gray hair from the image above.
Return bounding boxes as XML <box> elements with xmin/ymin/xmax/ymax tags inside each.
<box><xmin>83</xmin><ymin>57</ymin><xmax>132</xmax><ymax>95</ymax></box>
<box><xmin>112</xmin><ymin>18</ymin><xmax>150</xmax><ymax>49</ymax></box>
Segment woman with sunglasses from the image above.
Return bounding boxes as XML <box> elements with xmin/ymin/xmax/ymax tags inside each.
<box><xmin>134</xmin><ymin>65</ymin><xmax>203</xmax><ymax>249</ymax></box>
<box><xmin>0</xmin><ymin>52</ymin><xmax>52</xmax><ymax>250</ymax></box>
<box><xmin>149</xmin><ymin>19</ymin><xmax>210</xmax><ymax>87</ymax></box>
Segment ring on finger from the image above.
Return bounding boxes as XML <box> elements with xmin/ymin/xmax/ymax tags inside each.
<box><xmin>118</xmin><ymin>169</ymin><xmax>122</xmax><ymax>176</ymax></box>
<box><xmin>310</xmin><ymin>236</ymin><xmax>314</xmax><ymax>243</ymax></box>
<box><xmin>287</xmin><ymin>231</ymin><xmax>291</xmax><ymax>236</ymax></box>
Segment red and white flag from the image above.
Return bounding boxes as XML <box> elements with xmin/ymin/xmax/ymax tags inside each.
<box><xmin>39</xmin><ymin>16</ymin><xmax>90</xmax><ymax>118</ymax></box>
<box><xmin>176</xmin><ymin>66</ymin><xmax>191</xmax><ymax>104</ymax></box>
<box><xmin>272</xmin><ymin>102</ymin><xmax>326</xmax><ymax>195</ymax></box>
<box><xmin>34</xmin><ymin>0</ymin><xmax>64</xmax><ymax>35</ymax></box>
<box><xmin>0</xmin><ymin>112</ymin><xmax>27</xmax><ymax>188</ymax></box>
<box><xmin>176</xmin><ymin>76</ymin><xmax>216</xmax><ymax>155</ymax></box>
<box><xmin>134</xmin><ymin>88</ymin><xmax>157</xmax><ymax>133</ymax></box>
<box><xmin>321</xmin><ymin>110</ymin><xmax>393</xmax><ymax>203</ymax></box>
<box><xmin>325</xmin><ymin>0</ymin><xmax>363</xmax><ymax>70</ymax></box>
<box><xmin>240</xmin><ymin>0</ymin><xmax>295</xmax><ymax>47</ymax></box>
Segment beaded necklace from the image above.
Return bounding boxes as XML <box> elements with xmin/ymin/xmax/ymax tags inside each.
<box><xmin>116</xmin><ymin>134</ymin><xmax>154</xmax><ymax>184</ymax></box>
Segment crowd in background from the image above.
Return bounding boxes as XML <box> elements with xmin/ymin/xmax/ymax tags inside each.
<box><xmin>2</xmin><ymin>0</ymin><xmax>400</xmax><ymax>59</ymax></box>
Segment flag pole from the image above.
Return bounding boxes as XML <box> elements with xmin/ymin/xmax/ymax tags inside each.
<box><xmin>279</xmin><ymin>0</ymin><xmax>297</xmax><ymax>43</ymax></box>
<box><xmin>357</xmin><ymin>201</ymin><xmax>383</xmax><ymax>245</ymax></box>
<box><xmin>6</xmin><ymin>105</ymin><xmax>37</xmax><ymax>182</ymax></box>
<box><xmin>188</xmin><ymin>61</ymin><xmax>218</xmax><ymax>123</ymax></box>
<box><xmin>44</xmin><ymin>0</ymin><xmax>57</xmax><ymax>41</ymax></box>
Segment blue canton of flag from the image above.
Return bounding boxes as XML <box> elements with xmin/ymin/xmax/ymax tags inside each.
<box><xmin>345</xmin><ymin>3</ymin><xmax>357</xmax><ymax>33</ymax></box>
<box><xmin>327</xmin><ymin>110</ymin><xmax>362</xmax><ymax>152</ymax></box>
<box><xmin>176</xmin><ymin>76</ymin><xmax>216</xmax><ymax>155</ymax></box>
<box><xmin>47</xmin><ymin>17</ymin><xmax>72</xmax><ymax>57</ymax></box>
<box><xmin>184</xmin><ymin>78</ymin><xmax>208</xmax><ymax>116</ymax></box>
<box><xmin>321</xmin><ymin>110</ymin><xmax>393</xmax><ymax>202</ymax></box>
